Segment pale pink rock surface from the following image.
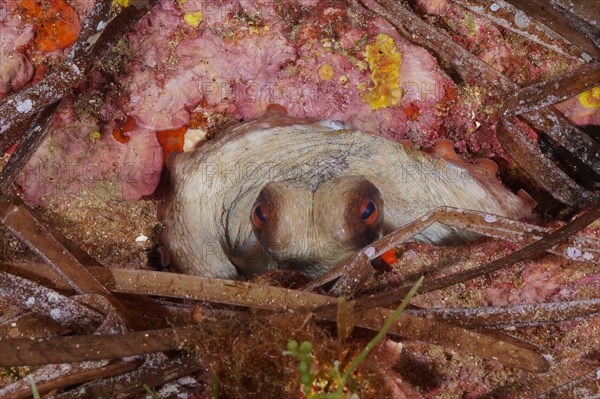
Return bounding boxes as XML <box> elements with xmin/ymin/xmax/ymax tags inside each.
<box><xmin>0</xmin><ymin>2</ymin><xmax>34</xmax><ymax>95</ymax></box>
<box><xmin>555</xmin><ymin>95</ymin><xmax>600</xmax><ymax>126</ymax></box>
<box><xmin>17</xmin><ymin>106</ymin><xmax>162</xmax><ymax>206</ymax></box>
<box><xmin>0</xmin><ymin>52</ymin><xmax>34</xmax><ymax>94</ymax></box>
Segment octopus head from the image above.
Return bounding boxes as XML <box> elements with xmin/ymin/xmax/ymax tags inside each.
<box><xmin>250</xmin><ymin>176</ymin><xmax>384</xmax><ymax>277</ymax></box>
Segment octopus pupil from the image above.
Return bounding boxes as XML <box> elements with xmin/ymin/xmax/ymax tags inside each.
<box><xmin>255</xmin><ymin>205</ymin><xmax>266</xmax><ymax>222</ymax></box>
<box><xmin>361</xmin><ymin>200</ymin><xmax>375</xmax><ymax>220</ymax></box>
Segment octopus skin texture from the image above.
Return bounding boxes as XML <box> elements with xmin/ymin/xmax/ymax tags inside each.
<box><xmin>163</xmin><ymin>106</ymin><xmax>532</xmax><ymax>279</ymax></box>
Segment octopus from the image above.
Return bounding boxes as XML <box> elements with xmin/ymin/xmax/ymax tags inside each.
<box><xmin>162</xmin><ymin>104</ymin><xmax>533</xmax><ymax>279</ymax></box>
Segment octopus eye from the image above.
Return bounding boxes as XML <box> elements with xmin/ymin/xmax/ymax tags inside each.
<box><xmin>252</xmin><ymin>203</ymin><xmax>267</xmax><ymax>227</ymax></box>
<box><xmin>360</xmin><ymin>199</ymin><xmax>378</xmax><ymax>224</ymax></box>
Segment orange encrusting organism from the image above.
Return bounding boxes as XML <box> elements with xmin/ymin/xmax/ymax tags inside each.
<box><xmin>112</xmin><ymin>115</ymin><xmax>137</xmax><ymax>143</ymax></box>
<box><xmin>157</xmin><ymin>126</ymin><xmax>187</xmax><ymax>162</ymax></box>
<box><xmin>6</xmin><ymin>144</ymin><xmax>17</xmax><ymax>156</ymax></box>
<box><xmin>403</xmin><ymin>103</ymin><xmax>421</xmax><ymax>121</ymax></box>
<box><xmin>19</xmin><ymin>0</ymin><xmax>81</xmax><ymax>52</ymax></box>
<box><xmin>380</xmin><ymin>249</ymin><xmax>398</xmax><ymax>266</ymax></box>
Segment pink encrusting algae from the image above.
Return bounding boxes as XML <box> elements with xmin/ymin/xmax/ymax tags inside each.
<box><xmin>16</xmin><ymin>0</ymin><xmax>461</xmax><ymax>205</ymax></box>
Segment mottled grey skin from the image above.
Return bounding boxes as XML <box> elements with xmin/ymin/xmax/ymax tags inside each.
<box><xmin>164</xmin><ymin>108</ymin><xmax>531</xmax><ymax>279</ymax></box>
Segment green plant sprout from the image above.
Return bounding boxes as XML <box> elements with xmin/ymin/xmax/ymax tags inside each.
<box><xmin>285</xmin><ymin>340</ymin><xmax>315</xmax><ymax>396</ymax></box>
<box><xmin>285</xmin><ymin>276</ymin><xmax>424</xmax><ymax>398</ymax></box>
<box><xmin>211</xmin><ymin>369</ymin><xmax>220</xmax><ymax>399</ymax></box>
<box><xmin>143</xmin><ymin>383</ymin><xmax>161</xmax><ymax>399</ymax></box>
<box><xmin>27</xmin><ymin>374</ymin><xmax>41</xmax><ymax>399</ymax></box>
